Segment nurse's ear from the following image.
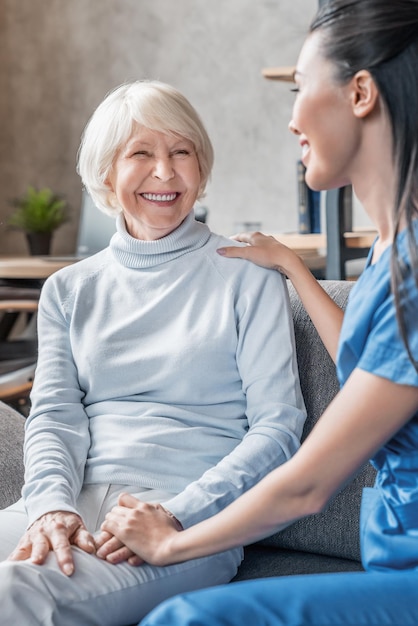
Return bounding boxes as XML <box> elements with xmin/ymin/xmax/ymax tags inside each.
<box><xmin>350</xmin><ymin>70</ymin><xmax>379</xmax><ymax>119</ymax></box>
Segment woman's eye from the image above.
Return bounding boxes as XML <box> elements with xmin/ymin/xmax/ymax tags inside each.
<box><xmin>133</xmin><ymin>151</ymin><xmax>150</xmax><ymax>157</ymax></box>
<box><xmin>172</xmin><ymin>149</ymin><xmax>190</xmax><ymax>158</ymax></box>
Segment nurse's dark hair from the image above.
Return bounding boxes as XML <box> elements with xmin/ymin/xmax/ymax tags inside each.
<box><xmin>311</xmin><ymin>0</ymin><xmax>418</xmax><ymax>370</ymax></box>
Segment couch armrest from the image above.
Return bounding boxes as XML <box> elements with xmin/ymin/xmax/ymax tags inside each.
<box><xmin>0</xmin><ymin>401</ymin><xmax>25</xmax><ymax>509</ymax></box>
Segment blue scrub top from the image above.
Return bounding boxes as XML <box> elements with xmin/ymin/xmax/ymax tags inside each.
<box><xmin>337</xmin><ymin>221</ymin><xmax>418</xmax><ymax>572</ymax></box>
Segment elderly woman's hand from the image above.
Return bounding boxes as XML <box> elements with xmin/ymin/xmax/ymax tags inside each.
<box><xmin>96</xmin><ymin>493</ymin><xmax>182</xmax><ymax>567</ymax></box>
<box><xmin>8</xmin><ymin>511</ymin><xmax>96</xmax><ymax>576</ymax></box>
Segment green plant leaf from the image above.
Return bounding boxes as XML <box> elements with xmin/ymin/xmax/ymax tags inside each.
<box><xmin>7</xmin><ymin>186</ymin><xmax>69</xmax><ymax>233</ymax></box>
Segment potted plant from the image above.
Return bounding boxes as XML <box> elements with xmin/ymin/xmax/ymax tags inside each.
<box><xmin>7</xmin><ymin>186</ymin><xmax>69</xmax><ymax>255</ymax></box>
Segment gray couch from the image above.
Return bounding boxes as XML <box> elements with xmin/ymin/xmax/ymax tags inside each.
<box><xmin>0</xmin><ymin>280</ymin><xmax>376</xmax><ymax>581</ymax></box>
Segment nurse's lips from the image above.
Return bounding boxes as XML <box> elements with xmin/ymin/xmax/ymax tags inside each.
<box><xmin>300</xmin><ymin>139</ymin><xmax>310</xmax><ymax>161</ymax></box>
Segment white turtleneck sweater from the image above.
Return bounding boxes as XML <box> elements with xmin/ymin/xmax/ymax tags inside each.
<box><xmin>23</xmin><ymin>213</ymin><xmax>306</xmax><ymax>528</ymax></box>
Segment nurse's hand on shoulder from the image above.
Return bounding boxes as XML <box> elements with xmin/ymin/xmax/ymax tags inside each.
<box><xmin>216</xmin><ymin>231</ymin><xmax>301</xmax><ymax>277</ymax></box>
<box><xmin>8</xmin><ymin>510</ymin><xmax>96</xmax><ymax>576</ymax></box>
<box><xmin>97</xmin><ymin>493</ymin><xmax>182</xmax><ymax>567</ymax></box>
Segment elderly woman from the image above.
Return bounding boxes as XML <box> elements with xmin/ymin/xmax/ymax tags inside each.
<box><xmin>0</xmin><ymin>80</ymin><xmax>305</xmax><ymax>625</ymax></box>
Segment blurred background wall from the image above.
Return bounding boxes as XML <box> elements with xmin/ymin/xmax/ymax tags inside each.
<box><xmin>0</xmin><ymin>0</ymin><xmax>325</xmax><ymax>255</ymax></box>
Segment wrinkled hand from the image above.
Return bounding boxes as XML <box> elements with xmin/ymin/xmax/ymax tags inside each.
<box><xmin>8</xmin><ymin>510</ymin><xmax>96</xmax><ymax>576</ymax></box>
<box><xmin>97</xmin><ymin>493</ymin><xmax>182</xmax><ymax>567</ymax></box>
<box><xmin>217</xmin><ymin>231</ymin><xmax>297</xmax><ymax>274</ymax></box>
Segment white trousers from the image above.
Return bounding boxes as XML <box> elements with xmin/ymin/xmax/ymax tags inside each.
<box><xmin>0</xmin><ymin>484</ymin><xmax>241</xmax><ymax>626</ymax></box>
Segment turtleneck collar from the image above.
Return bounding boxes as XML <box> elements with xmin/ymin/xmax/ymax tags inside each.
<box><xmin>109</xmin><ymin>211</ymin><xmax>211</xmax><ymax>269</ymax></box>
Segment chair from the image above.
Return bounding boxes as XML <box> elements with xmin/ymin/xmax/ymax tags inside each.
<box><xmin>325</xmin><ymin>187</ymin><xmax>371</xmax><ymax>279</ymax></box>
<box><xmin>0</xmin><ymin>285</ymin><xmax>40</xmax><ymax>413</ymax></box>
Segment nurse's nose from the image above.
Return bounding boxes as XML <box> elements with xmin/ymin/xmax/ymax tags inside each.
<box><xmin>288</xmin><ymin>119</ymin><xmax>300</xmax><ymax>136</ymax></box>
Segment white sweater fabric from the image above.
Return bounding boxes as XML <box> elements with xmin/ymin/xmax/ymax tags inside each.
<box><xmin>23</xmin><ymin>212</ymin><xmax>306</xmax><ymax>528</ymax></box>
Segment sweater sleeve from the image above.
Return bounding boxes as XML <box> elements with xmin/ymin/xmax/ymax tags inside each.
<box><xmin>22</xmin><ymin>276</ymin><xmax>91</xmax><ymax>526</ymax></box>
<box><xmin>163</xmin><ymin>268</ymin><xmax>306</xmax><ymax>529</ymax></box>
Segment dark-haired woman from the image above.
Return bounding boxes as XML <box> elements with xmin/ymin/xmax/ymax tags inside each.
<box><xmin>99</xmin><ymin>2</ymin><xmax>418</xmax><ymax>624</ymax></box>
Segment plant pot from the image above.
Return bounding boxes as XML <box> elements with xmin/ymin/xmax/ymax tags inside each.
<box><xmin>26</xmin><ymin>232</ymin><xmax>52</xmax><ymax>256</ymax></box>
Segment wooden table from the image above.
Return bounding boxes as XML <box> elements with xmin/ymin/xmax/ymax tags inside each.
<box><xmin>271</xmin><ymin>229</ymin><xmax>376</xmax><ymax>250</ymax></box>
<box><xmin>270</xmin><ymin>229</ymin><xmax>377</xmax><ymax>275</ymax></box>
<box><xmin>0</xmin><ymin>257</ymin><xmax>77</xmax><ymax>280</ymax></box>
<box><xmin>0</xmin><ymin>257</ymin><xmax>77</xmax><ymax>344</ymax></box>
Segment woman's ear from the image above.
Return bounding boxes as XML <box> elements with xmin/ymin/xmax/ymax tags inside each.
<box><xmin>104</xmin><ymin>176</ymin><xmax>117</xmax><ymax>206</ymax></box>
<box><xmin>350</xmin><ymin>70</ymin><xmax>379</xmax><ymax>118</ymax></box>
<box><xmin>104</xmin><ymin>177</ymin><xmax>114</xmax><ymax>193</ymax></box>
<box><xmin>103</xmin><ymin>177</ymin><xmax>118</xmax><ymax>209</ymax></box>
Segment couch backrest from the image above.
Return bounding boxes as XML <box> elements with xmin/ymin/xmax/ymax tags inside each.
<box><xmin>258</xmin><ymin>281</ymin><xmax>376</xmax><ymax>563</ymax></box>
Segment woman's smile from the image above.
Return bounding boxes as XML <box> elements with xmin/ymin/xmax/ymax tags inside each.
<box><xmin>299</xmin><ymin>139</ymin><xmax>310</xmax><ymax>164</ymax></box>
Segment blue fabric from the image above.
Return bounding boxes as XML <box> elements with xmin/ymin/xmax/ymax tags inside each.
<box><xmin>337</xmin><ymin>222</ymin><xmax>418</xmax><ymax>389</ymax></box>
<box><xmin>338</xmin><ymin>221</ymin><xmax>418</xmax><ymax>572</ymax></box>
<box><xmin>140</xmin><ymin>572</ymin><xmax>418</xmax><ymax>625</ymax></box>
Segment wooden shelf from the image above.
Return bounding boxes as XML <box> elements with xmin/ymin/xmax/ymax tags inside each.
<box><xmin>262</xmin><ymin>66</ymin><xmax>296</xmax><ymax>82</ymax></box>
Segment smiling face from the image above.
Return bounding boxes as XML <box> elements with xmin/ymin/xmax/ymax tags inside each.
<box><xmin>289</xmin><ymin>31</ymin><xmax>362</xmax><ymax>192</ymax></box>
<box><xmin>106</xmin><ymin>126</ymin><xmax>202</xmax><ymax>240</ymax></box>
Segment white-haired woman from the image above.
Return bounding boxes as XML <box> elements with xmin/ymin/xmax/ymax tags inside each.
<box><xmin>0</xmin><ymin>80</ymin><xmax>306</xmax><ymax>625</ymax></box>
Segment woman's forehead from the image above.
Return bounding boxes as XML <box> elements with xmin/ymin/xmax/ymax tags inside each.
<box><xmin>126</xmin><ymin>126</ymin><xmax>193</xmax><ymax>148</ymax></box>
<box><xmin>295</xmin><ymin>31</ymin><xmax>331</xmax><ymax>80</ymax></box>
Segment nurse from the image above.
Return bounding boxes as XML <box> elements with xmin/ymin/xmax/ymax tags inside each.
<box><xmin>101</xmin><ymin>1</ymin><xmax>418</xmax><ymax>624</ymax></box>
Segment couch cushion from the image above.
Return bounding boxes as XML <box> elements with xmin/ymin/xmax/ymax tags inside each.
<box><xmin>256</xmin><ymin>281</ymin><xmax>376</xmax><ymax>563</ymax></box>
<box><xmin>234</xmin><ymin>545</ymin><xmax>364</xmax><ymax>581</ymax></box>
<box><xmin>0</xmin><ymin>401</ymin><xmax>25</xmax><ymax>509</ymax></box>
<box><xmin>258</xmin><ymin>464</ymin><xmax>376</xmax><ymax>562</ymax></box>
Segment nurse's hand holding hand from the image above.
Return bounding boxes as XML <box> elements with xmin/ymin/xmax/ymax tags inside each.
<box><xmin>96</xmin><ymin>493</ymin><xmax>182</xmax><ymax>567</ymax></box>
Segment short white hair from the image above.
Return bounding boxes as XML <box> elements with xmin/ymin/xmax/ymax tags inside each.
<box><xmin>77</xmin><ymin>80</ymin><xmax>214</xmax><ymax>216</ymax></box>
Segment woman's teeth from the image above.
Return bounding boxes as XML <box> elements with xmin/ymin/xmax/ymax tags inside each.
<box><xmin>142</xmin><ymin>193</ymin><xmax>177</xmax><ymax>201</ymax></box>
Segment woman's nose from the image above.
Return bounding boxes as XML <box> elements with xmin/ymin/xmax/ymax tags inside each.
<box><xmin>152</xmin><ymin>157</ymin><xmax>175</xmax><ymax>181</ymax></box>
<box><xmin>288</xmin><ymin>119</ymin><xmax>300</xmax><ymax>136</ymax></box>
